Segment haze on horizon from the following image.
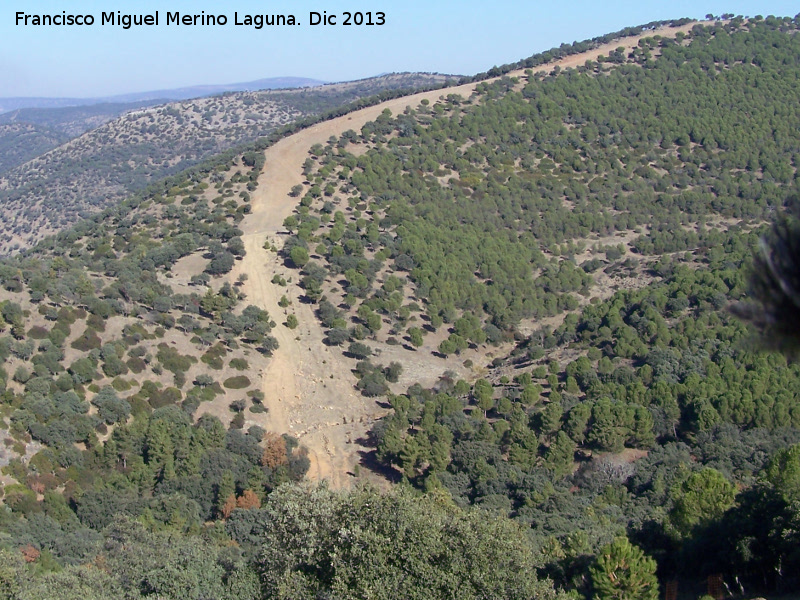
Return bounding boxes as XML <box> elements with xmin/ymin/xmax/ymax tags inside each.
<box><xmin>2</xmin><ymin>0</ymin><xmax>798</xmax><ymax>99</ymax></box>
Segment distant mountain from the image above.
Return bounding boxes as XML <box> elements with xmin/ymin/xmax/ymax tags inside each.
<box><xmin>92</xmin><ymin>76</ymin><xmax>327</xmax><ymax>104</ymax></box>
<box><xmin>0</xmin><ymin>72</ymin><xmax>453</xmax><ymax>252</ymax></box>
<box><xmin>0</xmin><ymin>79</ymin><xmax>326</xmax><ymax>174</ymax></box>
<box><xmin>0</xmin><ymin>77</ymin><xmax>326</xmax><ymax>113</ymax></box>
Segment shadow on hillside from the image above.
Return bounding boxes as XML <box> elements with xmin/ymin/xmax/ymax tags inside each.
<box><xmin>356</xmin><ymin>447</ymin><xmax>403</xmax><ymax>484</ymax></box>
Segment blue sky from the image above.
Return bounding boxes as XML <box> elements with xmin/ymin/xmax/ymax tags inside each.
<box><xmin>2</xmin><ymin>0</ymin><xmax>798</xmax><ymax>98</ymax></box>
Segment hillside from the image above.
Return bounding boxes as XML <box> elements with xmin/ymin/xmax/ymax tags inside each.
<box><xmin>0</xmin><ymin>72</ymin><xmax>453</xmax><ymax>254</ymax></box>
<box><xmin>2</xmin><ymin>13</ymin><xmax>800</xmax><ymax>600</ymax></box>
<box><xmin>0</xmin><ymin>101</ymin><xmax>166</xmax><ymax>141</ymax></box>
<box><xmin>0</xmin><ymin>76</ymin><xmax>326</xmax><ymax>113</ymax></box>
<box><xmin>0</xmin><ymin>78</ymin><xmax>328</xmax><ymax>175</ymax></box>
<box><xmin>0</xmin><ymin>102</ymin><xmax>164</xmax><ymax>175</ymax></box>
<box><xmin>0</xmin><ymin>123</ymin><xmax>70</xmax><ymax>176</ymax></box>
<box><xmin>276</xmin><ymin>15</ymin><xmax>800</xmax><ymax>596</ymax></box>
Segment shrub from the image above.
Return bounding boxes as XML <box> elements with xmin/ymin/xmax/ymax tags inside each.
<box><xmin>229</xmin><ymin>358</ymin><xmax>249</xmax><ymax>371</ymax></box>
<box><xmin>112</xmin><ymin>377</ymin><xmax>132</xmax><ymax>392</ymax></box>
<box><xmin>223</xmin><ymin>376</ymin><xmax>251</xmax><ymax>389</ymax></box>
<box><xmin>140</xmin><ymin>384</ymin><xmax>183</xmax><ymax>409</ymax></box>
<box><xmin>102</xmin><ymin>356</ymin><xmax>128</xmax><ymax>378</ymax></box>
<box><xmin>71</xmin><ymin>328</ymin><xmax>101</xmax><ymax>352</ymax></box>
<box><xmin>28</xmin><ymin>326</ymin><xmax>49</xmax><ymax>339</ymax></box>
<box><xmin>156</xmin><ymin>344</ymin><xmax>195</xmax><ymax>374</ymax></box>
<box><xmin>126</xmin><ymin>357</ymin><xmax>146</xmax><ymax>374</ymax></box>
<box><xmin>202</xmin><ymin>343</ymin><xmax>227</xmax><ymax>370</ymax></box>
<box><xmin>87</xmin><ymin>313</ymin><xmax>106</xmax><ymax>332</ymax></box>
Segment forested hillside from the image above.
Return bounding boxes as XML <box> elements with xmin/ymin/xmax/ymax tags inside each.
<box><xmin>0</xmin><ymin>101</ymin><xmax>164</xmax><ymax>175</ymax></box>
<box><xmin>2</xmin><ymin>13</ymin><xmax>800</xmax><ymax>600</ymax></box>
<box><xmin>0</xmin><ymin>72</ymin><xmax>452</xmax><ymax>254</ymax></box>
<box><xmin>0</xmin><ymin>123</ymin><xmax>70</xmax><ymax>176</ymax></box>
<box><xmin>276</xmin><ymin>15</ymin><xmax>800</xmax><ymax>597</ymax></box>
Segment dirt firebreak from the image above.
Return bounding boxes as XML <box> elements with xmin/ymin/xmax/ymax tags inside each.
<box><xmin>14</xmin><ymin>11</ymin><xmax>386</xmax><ymax>29</ymax></box>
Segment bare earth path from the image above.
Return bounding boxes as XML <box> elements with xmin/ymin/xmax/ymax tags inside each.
<box><xmin>233</xmin><ymin>22</ymin><xmax>697</xmax><ymax>488</ymax></box>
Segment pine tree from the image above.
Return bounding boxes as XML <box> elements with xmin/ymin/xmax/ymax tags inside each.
<box><xmin>590</xmin><ymin>537</ymin><xmax>659</xmax><ymax>600</ymax></box>
<box><xmin>668</xmin><ymin>468</ymin><xmax>736</xmax><ymax>538</ymax></box>
<box><xmin>474</xmin><ymin>379</ymin><xmax>494</xmax><ymax>416</ymax></box>
<box><xmin>540</xmin><ymin>396</ymin><xmax>563</xmax><ymax>435</ymax></box>
<box><xmin>216</xmin><ymin>471</ymin><xmax>236</xmax><ymax>519</ymax></box>
<box><xmin>545</xmin><ymin>431</ymin><xmax>576</xmax><ymax>478</ymax></box>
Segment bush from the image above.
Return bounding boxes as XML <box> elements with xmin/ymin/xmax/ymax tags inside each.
<box><xmin>112</xmin><ymin>377</ymin><xmax>133</xmax><ymax>392</ymax></box>
<box><xmin>145</xmin><ymin>386</ymin><xmax>182</xmax><ymax>409</ymax></box>
<box><xmin>156</xmin><ymin>344</ymin><xmax>196</xmax><ymax>374</ymax></box>
<box><xmin>126</xmin><ymin>357</ymin><xmax>146</xmax><ymax>374</ymax></box>
<box><xmin>206</xmin><ymin>251</ymin><xmax>235</xmax><ymax>275</ymax></box>
<box><xmin>223</xmin><ymin>376</ymin><xmax>251</xmax><ymax>389</ymax></box>
<box><xmin>348</xmin><ymin>342</ymin><xmax>372</xmax><ymax>359</ymax></box>
<box><xmin>87</xmin><ymin>313</ymin><xmax>106</xmax><ymax>332</ymax></box>
<box><xmin>102</xmin><ymin>356</ymin><xmax>129</xmax><ymax>378</ymax></box>
<box><xmin>202</xmin><ymin>344</ymin><xmax>227</xmax><ymax>369</ymax></box>
<box><xmin>229</xmin><ymin>358</ymin><xmax>249</xmax><ymax>371</ymax></box>
<box><xmin>13</xmin><ymin>366</ymin><xmax>30</xmax><ymax>383</ymax></box>
<box><xmin>28</xmin><ymin>326</ymin><xmax>49</xmax><ymax>339</ymax></box>
<box><xmin>71</xmin><ymin>329</ymin><xmax>101</xmax><ymax>352</ymax></box>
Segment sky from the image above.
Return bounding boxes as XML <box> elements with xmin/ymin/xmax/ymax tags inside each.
<box><xmin>2</xmin><ymin>0</ymin><xmax>798</xmax><ymax>98</ymax></box>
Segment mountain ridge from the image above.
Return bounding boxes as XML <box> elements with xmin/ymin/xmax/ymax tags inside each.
<box><xmin>0</xmin><ymin>72</ymin><xmax>454</xmax><ymax>252</ymax></box>
<box><xmin>0</xmin><ymin>76</ymin><xmax>327</xmax><ymax>113</ymax></box>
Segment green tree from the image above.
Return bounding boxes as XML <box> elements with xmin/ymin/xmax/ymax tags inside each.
<box><xmin>216</xmin><ymin>471</ymin><xmax>236</xmax><ymax>519</ymax></box>
<box><xmin>289</xmin><ymin>246</ymin><xmax>309</xmax><ymax>268</ymax></box>
<box><xmin>565</xmin><ymin>403</ymin><xmax>591</xmax><ymax>444</ymax></box>
<box><xmin>520</xmin><ymin>384</ymin><xmax>541</xmax><ymax>407</ymax></box>
<box><xmin>590</xmin><ymin>537</ymin><xmax>658</xmax><ymax>600</ymax></box>
<box><xmin>763</xmin><ymin>443</ymin><xmax>800</xmax><ymax>502</ymax></box>
<box><xmin>545</xmin><ymin>431</ymin><xmax>576</xmax><ymax>478</ymax></box>
<box><xmin>668</xmin><ymin>468</ymin><xmax>736</xmax><ymax>538</ymax></box>
<box><xmin>206</xmin><ymin>251</ymin><xmax>235</xmax><ymax>275</ymax></box>
<box><xmin>540</xmin><ymin>397</ymin><xmax>563</xmax><ymax>436</ymax></box>
<box><xmin>255</xmin><ymin>484</ymin><xmax>561</xmax><ymax>600</ymax></box>
<box><xmin>474</xmin><ymin>379</ymin><xmax>493</xmax><ymax>416</ymax></box>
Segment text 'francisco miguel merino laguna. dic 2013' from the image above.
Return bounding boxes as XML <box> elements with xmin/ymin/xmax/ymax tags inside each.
<box><xmin>15</xmin><ymin>11</ymin><xmax>386</xmax><ymax>28</ymax></box>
